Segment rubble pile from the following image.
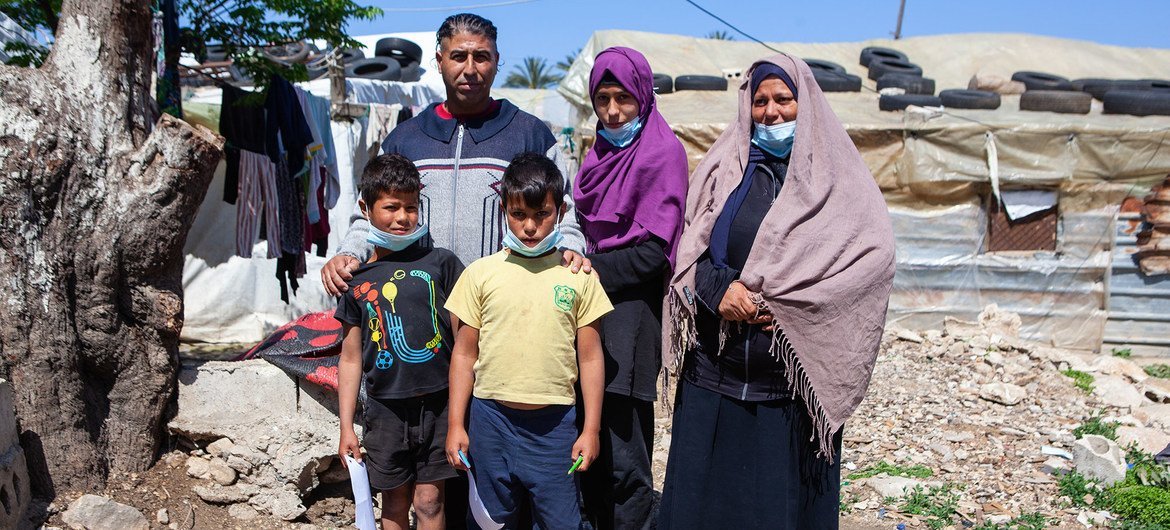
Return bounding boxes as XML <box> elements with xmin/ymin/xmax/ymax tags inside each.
<box><xmin>832</xmin><ymin>306</ymin><xmax>1170</xmax><ymax>528</ymax></box>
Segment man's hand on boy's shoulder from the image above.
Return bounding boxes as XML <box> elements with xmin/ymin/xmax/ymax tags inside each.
<box><xmin>560</xmin><ymin>249</ymin><xmax>593</xmax><ymax>275</ymax></box>
<box><xmin>322</xmin><ymin>254</ymin><xmax>361</xmax><ymax>296</ymax></box>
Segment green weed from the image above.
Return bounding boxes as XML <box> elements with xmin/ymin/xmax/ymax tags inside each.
<box><xmin>1072</xmin><ymin>414</ymin><xmax>1119</xmax><ymax>441</ymax></box>
<box><xmin>1062</xmin><ymin>369</ymin><xmax>1095</xmax><ymax>393</ymax></box>
<box><xmin>1110</xmin><ymin>485</ymin><xmax>1170</xmax><ymax>526</ymax></box>
<box><xmin>899</xmin><ymin>484</ymin><xmax>960</xmax><ymax>530</ymax></box>
<box><xmin>847</xmin><ymin>460</ymin><xmax>934</xmax><ymax>480</ymax></box>
<box><xmin>971</xmin><ymin>512</ymin><xmax>1048</xmax><ymax>530</ymax></box>
<box><xmin>1112</xmin><ymin>347</ymin><xmax>1133</xmax><ymax>358</ymax></box>
<box><xmin>1145</xmin><ymin>364</ymin><xmax>1170</xmax><ymax>379</ymax></box>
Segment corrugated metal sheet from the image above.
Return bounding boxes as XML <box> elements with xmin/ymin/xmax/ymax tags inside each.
<box><xmin>1104</xmin><ymin>212</ymin><xmax>1170</xmax><ymax>355</ymax></box>
<box><xmin>888</xmin><ymin>204</ymin><xmax>1109</xmax><ymax>350</ymax></box>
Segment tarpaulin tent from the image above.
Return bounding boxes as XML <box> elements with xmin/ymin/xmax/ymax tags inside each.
<box><xmin>559</xmin><ymin>31</ymin><xmax>1170</xmax><ymax>353</ymax></box>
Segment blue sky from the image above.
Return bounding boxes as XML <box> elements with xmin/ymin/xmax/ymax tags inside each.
<box><xmin>346</xmin><ymin>0</ymin><xmax>1169</xmax><ymax>83</ymax></box>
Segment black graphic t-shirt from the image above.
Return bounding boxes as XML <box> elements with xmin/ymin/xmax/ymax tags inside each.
<box><xmin>335</xmin><ymin>244</ymin><xmax>464</xmax><ymax>399</ymax></box>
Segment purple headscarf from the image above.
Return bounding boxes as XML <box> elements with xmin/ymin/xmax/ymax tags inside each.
<box><xmin>574</xmin><ymin>46</ymin><xmax>689</xmax><ymax>266</ymax></box>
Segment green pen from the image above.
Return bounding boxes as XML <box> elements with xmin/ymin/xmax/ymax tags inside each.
<box><xmin>567</xmin><ymin>455</ymin><xmax>585</xmax><ymax>475</ymax></box>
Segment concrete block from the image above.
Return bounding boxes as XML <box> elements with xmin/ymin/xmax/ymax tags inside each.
<box><xmin>171</xmin><ymin>360</ymin><xmax>298</xmax><ymax>441</ymax></box>
<box><xmin>0</xmin><ymin>380</ymin><xmax>18</xmax><ymax>450</ymax></box>
<box><xmin>0</xmin><ymin>445</ymin><xmax>30</xmax><ymax>529</ymax></box>
<box><xmin>1073</xmin><ymin>435</ymin><xmax>1127</xmax><ymax>486</ymax></box>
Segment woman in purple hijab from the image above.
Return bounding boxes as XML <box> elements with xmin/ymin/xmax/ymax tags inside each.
<box><xmin>573</xmin><ymin>46</ymin><xmax>688</xmax><ymax>530</ymax></box>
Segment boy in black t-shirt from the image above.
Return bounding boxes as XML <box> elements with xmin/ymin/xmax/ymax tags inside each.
<box><xmin>337</xmin><ymin>154</ymin><xmax>464</xmax><ymax>530</ymax></box>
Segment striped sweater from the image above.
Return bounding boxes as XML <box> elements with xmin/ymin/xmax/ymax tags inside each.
<box><xmin>337</xmin><ymin>99</ymin><xmax>585</xmax><ymax>264</ymax></box>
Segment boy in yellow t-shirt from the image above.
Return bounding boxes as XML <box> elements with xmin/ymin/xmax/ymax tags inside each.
<box><xmin>444</xmin><ymin>152</ymin><xmax>612</xmax><ymax>528</ymax></box>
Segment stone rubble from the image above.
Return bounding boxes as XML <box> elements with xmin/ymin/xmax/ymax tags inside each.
<box><xmin>786</xmin><ymin>305</ymin><xmax>1170</xmax><ymax>528</ymax></box>
<box><xmin>60</xmin><ymin>494</ymin><xmax>149</xmax><ymax>530</ymax></box>
<box><xmin>1071</xmin><ymin>435</ymin><xmax>1128</xmax><ymax>486</ymax></box>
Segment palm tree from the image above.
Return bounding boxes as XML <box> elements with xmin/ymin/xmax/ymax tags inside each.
<box><xmin>503</xmin><ymin>56</ymin><xmax>563</xmax><ymax>89</ymax></box>
<box><xmin>705</xmin><ymin>30</ymin><xmax>734</xmax><ymax>40</ymax></box>
<box><xmin>556</xmin><ymin>49</ymin><xmax>580</xmax><ymax>73</ymax></box>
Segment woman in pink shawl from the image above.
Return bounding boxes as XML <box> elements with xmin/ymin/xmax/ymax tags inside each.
<box><xmin>573</xmin><ymin>46</ymin><xmax>688</xmax><ymax>530</ymax></box>
<box><xmin>657</xmin><ymin>56</ymin><xmax>895</xmax><ymax>529</ymax></box>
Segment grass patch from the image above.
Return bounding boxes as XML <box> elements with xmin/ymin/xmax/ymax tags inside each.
<box><xmin>1112</xmin><ymin>347</ymin><xmax>1133</xmax><ymax>358</ymax></box>
<box><xmin>898</xmin><ymin>484</ymin><xmax>960</xmax><ymax>530</ymax></box>
<box><xmin>847</xmin><ymin>460</ymin><xmax>934</xmax><ymax>480</ymax></box>
<box><xmin>1072</xmin><ymin>414</ymin><xmax>1119</xmax><ymax>441</ymax></box>
<box><xmin>1056</xmin><ymin>446</ymin><xmax>1170</xmax><ymax>529</ymax></box>
<box><xmin>1110</xmin><ymin>485</ymin><xmax>1170</xmax><ymax>526</ymax></box>
<box><xmin>1145</xmin><ymin>364</ymin><xmax>1170</xmax><ymax>379</ymax></box>
<box><xmin>1062</xmin><ymin>369</ymin><xmax>1095</xmax><ymax>393</ymax></box>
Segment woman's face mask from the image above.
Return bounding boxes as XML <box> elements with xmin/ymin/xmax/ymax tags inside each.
<box><xmin>593</xmin><ymin>83</ymin><xmax>643</xmax><ymax>148</ymax></box>
<box><xmin>752</xmin><ymin>120</ymin><xmax>796</xmax><ymax>158</ymax></box>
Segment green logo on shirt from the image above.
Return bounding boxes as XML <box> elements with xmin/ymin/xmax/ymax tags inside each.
<box><xmin>553</xmin><ymin>285</ymin><xmax>577</xmax><ymax>312</ymax></box>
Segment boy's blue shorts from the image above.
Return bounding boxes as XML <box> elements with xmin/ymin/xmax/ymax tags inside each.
<box><xmin>468</xmin><ymin>397</ymin><xmax>585</xmax><ymax>529</ymax></box>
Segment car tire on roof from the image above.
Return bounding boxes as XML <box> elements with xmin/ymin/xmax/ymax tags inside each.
<box><xmin>345</xmin><ymin>57</ymin><xmax>402</xmax><ymax>81</ymax></box>
<box><xmin>860</xmin><ymin>46</ymin><xmax>908</xmax><ymax>67</ymax></box>
<box><xmin>1073</xmin><ymin>79</ymin><xmax>1162</xmax><ymax>101</ymax></box>
<box><xmin>1011</xmin><ymin>71</ymin><xmax>1072</xmax><ymax>91</ymax></box>
<box><xmin>400</xmin><ymin>61</ymin><xmax>422</xmax><ymax>82</ymax></box>
<box><xmin>877</xmin><ymin>73</ymin><xmax>935</xmax><ymax>95</ymax></box>
<box><xmin>674</xmin><ymin>75</ymin><xmax>727</xmax><ymax>91</ymax></box>
<box><xmin>263</xmin><ymin>41</ymin><xmax>310</xmax><ymax>64</ymax></box>
<box><xmin>939</xmin><ymin>89</ymin><xmax>1001</xmax><ymax>110</ymax></box>
<box><xmin>1103</xmin><ymin>90</ymin><xmax>1170</xmax><ymax>116</ymax></box>
<box><xmin>804</xmin><ymin>59</ymin><xmax>847</xmax><ymax>74</ymax></box>
<box><xmin>879</xmin><ymin>94</ymin><xmax>942</xmax><ymax>111</ymax></box>
<box><xmin>653</xmin><ymin>73</ymin><xmax>673</xmax><ymax>94</ymax></box>
<box><xmin>868</xmin><ymin>58</ymin><xmax>922</xmax><ymax>80</ymax></box>
<box><xmin>813</xmin><ymin>71</ymin><xmax>862</xmax><ymax>92</ymax></box>
<box><xmin>338</xmin><ymin>47</ymin><xmax>365</xmax><ymax>64</ymax></box>
<box><xmin>1019</xmin><ymin>90</ymin><xmax>1092</xmax><ymax>114</ymax></box>
<box><xmin>375</xmin><ymin>37</ymin><xmax>424</xmax><ymax>66</ymax></box>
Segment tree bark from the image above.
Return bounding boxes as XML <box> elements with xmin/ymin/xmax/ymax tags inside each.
<box><xmin>0</xmin><ymin>0</ymin><xmax>222</xmax><ymax>496</ymax></box>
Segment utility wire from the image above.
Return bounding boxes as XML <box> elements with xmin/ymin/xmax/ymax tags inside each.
<box><xmin>683</xmin><ymin>0</ymin><xmax>782</xmax><ymax>54</ymax></box>
<box><xmin>379</xmin><ymin>0</ymin><xmax>541</xmax><ymax>12</ymax></box>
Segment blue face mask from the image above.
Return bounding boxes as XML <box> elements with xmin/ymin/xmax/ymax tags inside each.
<box><xmin>751</xmin><ymin>120</ymin><xmax>797</xmax><ymax>158</ymax></box>
<box><xmin>366</xmin><ymin>221</ymin><xmax>428</xmax><ymax>251</ymax></box>
<box><xmin>597</xmin><ymin>116</ymin><xmax>643</xmax><ymax>148</ymax></box>
<box><xmin>502</xmin><ymin>218</ymin><xmax>564</xmax><ymax>257</ymax></box>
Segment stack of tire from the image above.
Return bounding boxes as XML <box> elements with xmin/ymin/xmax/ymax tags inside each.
<box><xmin>866</xmin><ymin>47</ymin><xmax>940</xmax><ymax>111</ymax></box>
<box><xmin>1011</xmin><ymin>72</ymin><xmax>1093</xmax><ymax>115</ymax></box>
<box><xmin>343</xmin><ymin>37</ymin><xmax>425</xmax><ymax>82</ymax></box>
<box><xmin>1068</xmin><ymin>76</ymin><xmax>1170</xmax><ymax>117</ymax></box>
<box><xmin>804</xmin><ymin>59</ymin><xmax>861</xmax><ymax>93</ymax></box>
<box><xmin>1012</xmin><ymin>72</ymin><xmax>1170</xmax><ymax>116</ymax></box>
<box><xmin>867</xmin><ymin>47</ymin><xmax>1003</xmax><ymax>112</ymax></box>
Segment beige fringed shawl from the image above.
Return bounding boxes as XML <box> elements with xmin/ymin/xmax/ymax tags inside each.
<box><xmin>664</xmin><ymin>54</ymin><xmax>896</xmax><ymax>460</ymax></box>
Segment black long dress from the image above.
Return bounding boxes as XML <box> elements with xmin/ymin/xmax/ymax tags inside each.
<box><xmin>657</xmin><ymin>159</ymin><xmax>842</xmax><ymax>530</ymax></box>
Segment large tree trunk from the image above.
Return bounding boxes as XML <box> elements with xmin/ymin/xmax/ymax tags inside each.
<box><xmin>0</xmin><ymin>0</ymin><xmax>222</xmax><ymax>496</ymax></box>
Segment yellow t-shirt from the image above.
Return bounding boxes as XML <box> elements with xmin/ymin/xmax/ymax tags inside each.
<box><xmin>445</xmin><ymin>250</ymin><xmax>613</xmax><ymax>405</ymax></box>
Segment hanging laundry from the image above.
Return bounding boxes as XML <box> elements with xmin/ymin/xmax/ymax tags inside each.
<box><xmin>236</xmin><ymin>150</ymin><xmax>283</xmax><ymax>259</ymax></box>
<box><xmin>306</xmin><ymin>94</ymin><xmax>341</xmax><ymax>209</ymax></box>
<box><xmin>219</xmin><ymin>86</ymin><xmax>268</xmax><ymax>205</ymax></box>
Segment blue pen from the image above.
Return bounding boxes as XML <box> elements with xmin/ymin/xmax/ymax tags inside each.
<box><xmin>457</xmin><ymin>449</ymin><xmax>472</xmax><ymax>469</ymax></box>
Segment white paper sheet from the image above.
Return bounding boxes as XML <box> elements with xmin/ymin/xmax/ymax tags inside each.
<box><xmin>461</xmin><ymin>452</ymin><xmax>504</xmax><ymax>530</ymax></box>
<box><xmin>345</xmin><ymin>456</ymin><xmax>378</xmax><ymax>530</ymax></box>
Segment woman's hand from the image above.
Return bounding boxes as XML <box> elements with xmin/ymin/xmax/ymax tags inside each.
<box><xmin>718</xmin><ymin>281</ymin><xmax>772</xmax><ymax>324</ymax></box>
<box><xmin>561</xmin><ymin>250</ymin><xmax>593</xmax><ymax>274</ymax></box>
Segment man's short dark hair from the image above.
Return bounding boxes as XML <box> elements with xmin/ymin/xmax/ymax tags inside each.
<box><xmin>437</xmin><ymin>13</ymin><xmax>498</xmax><ymax>48</ymax></box>
<box><xmin>501</xmin><ymin>152</ymin><xmax>564</xmax><ymax>210</ymax></box>
<box><xmin>360</xmin><ymin>154</ymin><xmax>420</xmax><ymax>206</ymax></box>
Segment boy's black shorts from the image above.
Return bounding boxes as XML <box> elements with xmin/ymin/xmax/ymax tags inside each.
<box><xmin>362</xmin><ymin>390</ymin><xmax>457</xmax><ymax>491</ymax></box>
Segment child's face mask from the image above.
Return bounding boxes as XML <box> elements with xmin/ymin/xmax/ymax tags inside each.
<box><xmin>502</xmin><ymin>219</ymin><xmax>562</xmax><ymax>257</ymax></box>
<box><xmin>367</xmin><ymin>222</ymin><xmax>429</xmax><ymax>251</ymax></box>
<box><xmin>501</xmin><ymin>191</ymin><xmax>563</xmax><ymax>257</ymax></box>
